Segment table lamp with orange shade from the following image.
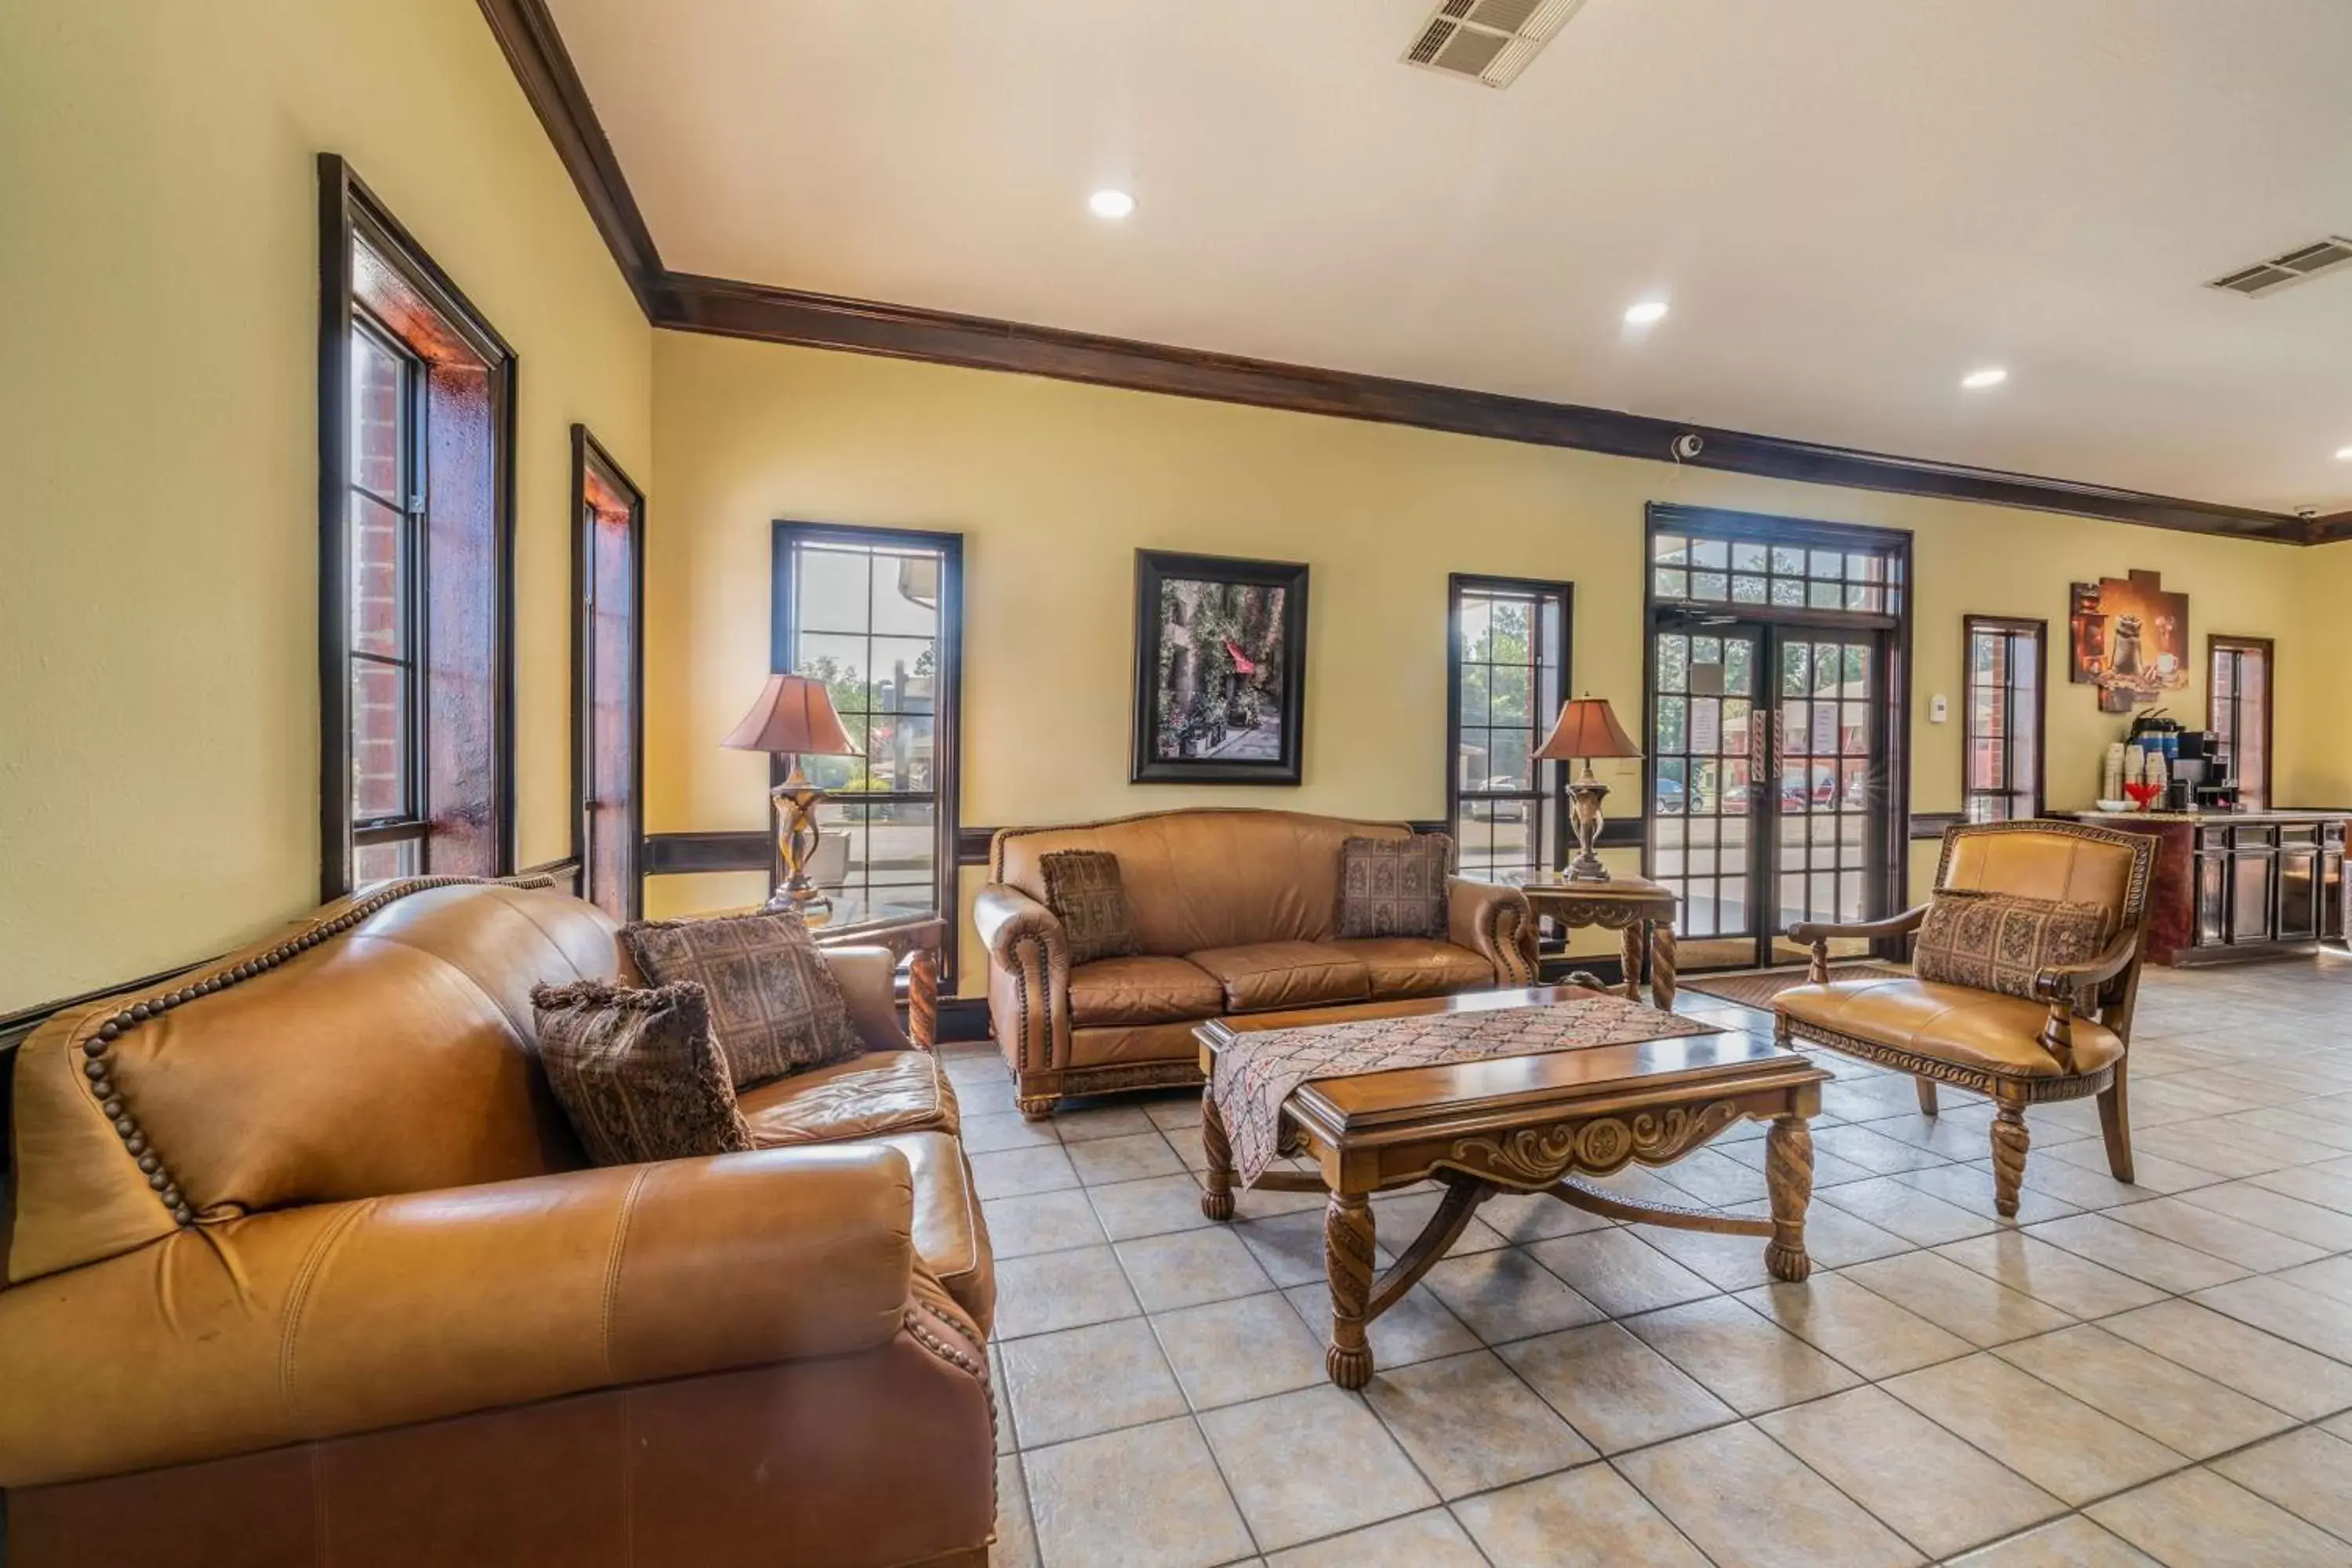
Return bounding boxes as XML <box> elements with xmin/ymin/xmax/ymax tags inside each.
<box><xmin>1534</xmin><ymin>696</ymin><xmax>1642</xmax><ymax>882</ymax></box>
<box><xmin>722</xmin><ymin>673</ymin><xmax>862</xmax><ymax>913</ymax></box>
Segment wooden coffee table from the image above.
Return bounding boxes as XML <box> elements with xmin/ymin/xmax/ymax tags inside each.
<box><xmin>1195</xmin><ymin>985</ymin><xmax>1828</xmax><ymax>1388</ymax></box>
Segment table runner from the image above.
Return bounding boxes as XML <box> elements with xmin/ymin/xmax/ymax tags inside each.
<box><xmin>1210</xmin><ymin>998</ymin><xmax>1720</xmax><ymax>1186</ymax></box>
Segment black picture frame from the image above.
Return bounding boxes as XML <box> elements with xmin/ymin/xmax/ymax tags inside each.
<box><xmin>1131</xmin><ymin>550</ymin><xmax>1309</xmax><ymax>785</ymax></box>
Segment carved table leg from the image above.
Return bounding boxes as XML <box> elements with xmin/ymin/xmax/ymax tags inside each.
<box><xmin>1991</xmin><ymin>1093</ymin><xmax>2031</xmax><ymax>1219</ymax></box>
<box><xmin>1764</xmin><ymin>1114</ymin><xmax>1813</xmax><ymax>1283</ymax></box>
<box><xmin>1323</xmin><ymin>1192</ymin><xmax>1377</xmax><ymax>1389</ymax></box>
<box><xmin>1200</xmin><ymin>1094</ymin><xmax>1236</xmax><ymax>1221</ymax></box>
<box><xmin>1650</xmin><ymin>920</ymin><xmax>1678</xmax><ymax>1012</ymax></box>
<box><xmin>1620</xmin><ymin>924</ymin><xmax>1643</xmax><ymax>1005</ymax></box>
<box><xmin>906</xmin><ymin>949</ymin><xmax>938</xmax><ymax>1050</ymax></box>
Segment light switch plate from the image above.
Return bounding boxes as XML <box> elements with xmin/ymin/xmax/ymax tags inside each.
<box><xmin>1929</xmin><ymin>695</ymin><xmax>1949</xmax><ymax>723</ymax></box>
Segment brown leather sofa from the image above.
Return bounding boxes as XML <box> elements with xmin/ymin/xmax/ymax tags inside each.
<box><xmin>976</xmin><ymin>808</ymin><xmax>1538</xmax><ymax>1117</ymax></box>
<box><xmin>0</xmin><ymin>878</ymin><xmax>996</xmax><ymax>1568</ymax></box>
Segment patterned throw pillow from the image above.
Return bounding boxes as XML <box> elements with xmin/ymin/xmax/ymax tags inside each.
<box><xmin>619</xmin><ymin>910</ymin><xmax>864</xmax><ymax>1087</ymax></box>
<box><xmin>530</xmin><ymin>980</ymin><xmax>754</xmax><ymax>1166</ymax></box>
<box><xmin>1913</xmin><ymin>890</ymin><xmax>2114</xmax><ymax>1002</ymax></box>
<box><xmin>1337</xmin><ymin>833</ymin><xmax>1453</xmax><ymax>939</ymax></box>
<box><xmin>1040</xmin><ymin>850</ymin><xmax>1139</xmax><ymax>966</ymax></box>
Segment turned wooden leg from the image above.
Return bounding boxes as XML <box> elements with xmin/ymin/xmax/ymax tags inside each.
<box><xmin>1648</xmin><ymin>922</ymin><xmax>1677</xmax><ymax>1011</ymax></box>
<box><xmin>1016</xmin><ymin>1092</ymin><xmax>1059</xmax><ymax>1123</ymax></box>
<box><xmin>1200</xmin><ymin>1095</ymin><xmax>1236</xmax><ymax>1221</ymax></box>
<box><xmin>1620</xmin><ymin>925</ymin><xmax>1643</xmax><ymax>1004</ymax></box>
<box><xmin>1915</xmin><ymin>1078</ymin><xmax>1939</xmax><ymax>1117</ymax></box>
<box><xmin>2097</xmin><ymin>1058</ymin><xmax>2135</xmax><ymax>1185</ymax></box>
<box><xmin>906</xmin><ymin>949</ymin><xmax>938</xmax><ymax>1049</ymax></box>
<box><xmin>1991</xmin><ymin>1094</ymin><xmax>2031</xmax><ymax>1219</ymax></box>
<box><xmin>1323</xmin><ymin>1192</ymin><xmax>1377</xmax><ymax>1389</ymax></box>
<box><xmin>1764</xmin><ymin>1115</ymin><xmax>1813</xmax><ymax>1283</ymax></box>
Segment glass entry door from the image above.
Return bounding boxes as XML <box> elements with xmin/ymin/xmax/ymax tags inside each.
<box><xmin>1650</xmin><ymin>616</ymin><xmax>1892</xmax><ymax>970</ymax></box>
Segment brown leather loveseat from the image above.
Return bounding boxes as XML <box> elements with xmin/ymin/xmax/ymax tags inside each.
<box><xmin>975</xmin><ymin>808</ymin><xmax>1537</xmax><ymax>1117</ymax></box>
<box><xmin>0</xmin><ymin>878</ymin><xmax>996</xmax><ymax>1568</ymax></box>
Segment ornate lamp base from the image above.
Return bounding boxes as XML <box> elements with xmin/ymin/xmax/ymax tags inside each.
<box><xmin>1566</xmin><ymin>776</ymin><xmax>1611</xmax><ymax>882</ymax></box>
<box><xmin>764</xmin><ymin>762</ymin><xmax>832</xmax><ymax>916</ymax></box>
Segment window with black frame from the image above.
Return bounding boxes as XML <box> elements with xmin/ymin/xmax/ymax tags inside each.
<box><xmin>1964</xmin><ymin>616</ymin><xmax>2045</xmax><ymax>823</ymax></box>
<box><xmin>773</xmin><ymin>523</ymin><xmax>964</xmax><ymax>975</ymax></box>
<box><xmin>1448</xmin><ymin>575</ymin><xmax>1571</xmax><ymax>880</ymax></box>
<box><xmin>2209</xmin><ymin>635</ymin><xmax>2272</xmax><ymax>811</ymax></box>
<box><xmin>319</xmin><ymin>158</ymin><xmax>514</xmax><ymax>898</ymax></box>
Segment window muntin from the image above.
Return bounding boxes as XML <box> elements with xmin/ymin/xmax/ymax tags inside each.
<box><xmin>1448</xmin><ymin>578</ymin><xmax>1570</xmax><ymax>881</ymax></box>
<box><xmin>1651</xmin><ymin>529</ymin><xmax>1903</xmax><ymax>617</ymax></box>
<box><xmin>1964</xmin><ymin>618</ymin><xmax>2044</xmax><ymax>823</ymax></box>
<box><xmin>775</xmin><ymin>528</ymin><xmax>962</xmax><ymax>971</ymax></box>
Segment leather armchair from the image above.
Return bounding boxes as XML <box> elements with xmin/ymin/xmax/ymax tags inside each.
<box><xmin>1774</xmin><ymin>819</ymin><xmax>2158</xmax><ymax>1217</ymax></box>
<box><xmin>2</xmin><ymin>879</ymin><xmax>996</xmax><ymax>1568</ymax></box>
<box><xmin>982</xmin><ymin>809</ymin><xmax>1537</xmax><ymax>1118</ymax></box>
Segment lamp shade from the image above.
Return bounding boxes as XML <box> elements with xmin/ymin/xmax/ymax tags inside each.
<box><xmin>721</xmin><ymin>673</ymin><xmax>858</xmax><ymax>756</ymax></box>
<box><xmin>1534</xmin><ymin>697</ymin><xmax>1641</xmax><ymax>761</ymax></box>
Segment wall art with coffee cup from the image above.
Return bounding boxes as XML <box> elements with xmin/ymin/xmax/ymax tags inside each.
<box><xmin>2068</xmin><ymin>569</ymin><xmax>2188</xmax><ymax>714</ymax></box>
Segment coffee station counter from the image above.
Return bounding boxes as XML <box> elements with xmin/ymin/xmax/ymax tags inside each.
<box><xmin>2044</xmin><ymin>810</ymin><xmax>2350</xmax><ymax>964</ymax></box>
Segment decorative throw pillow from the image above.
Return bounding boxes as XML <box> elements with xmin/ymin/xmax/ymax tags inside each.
<box><xmin>1337</xmin><ymin>833</ymin><xmax>1453</xmax><ymax>939</ymax></box>
<box><xmin>530</xmin><ymin>980</ymin><xmax>754</xmax><ymax>1166</ymax></box>
<box><xmin>1040</xmin><ymin>849</ymin><xmax>1139</xmax><ymax>966</ymax></box>
<box><xmin>619</xmin><ymin>910</ymin><xmax>864</xmax><ymax>1087</ymax></box>
<box><xmin>1913</xmin><ymin>889</ymin><xmax>2113</xmax><ymax>1002</ymax></box>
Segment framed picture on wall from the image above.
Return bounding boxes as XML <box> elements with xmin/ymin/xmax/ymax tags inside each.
<box><xmin>1131</xmin><ymin>550</ymin><xmax>1309</xmax><ymax>785</ymax></box>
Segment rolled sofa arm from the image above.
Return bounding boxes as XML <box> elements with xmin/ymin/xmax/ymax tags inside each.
<box><xmin>0</xmin><ymin>1144</ymin><xmax>916</xmax><ymax>1489</ymax></box>
<box><xmin>1448</xmin><ymin>877</ymin><xmax>1539</xmax><ymax>988</ymax></box>
<box><xmin>975</xmin><ymin>883</ymin><xmax>1071</xmax><ymax>1080</ymax></box>
<box><xmin>824</xmin><ymin>944</ymin><xmax>919</xmax><ymax>1052</ymax></box>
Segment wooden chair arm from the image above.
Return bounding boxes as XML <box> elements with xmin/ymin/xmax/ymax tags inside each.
<box><xmin>1784</xmin><ymin>906</ymin><xmax>1929</xmax><ymax>946</ymax></box>
<box><xmin>2031</xmin><ymin>927</ymin><xmax>2141</xmax><ymax>1007</ymax></box>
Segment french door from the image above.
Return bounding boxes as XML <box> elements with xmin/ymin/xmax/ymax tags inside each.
<box><xmin>1649</xmin><ymin>614</ymin><xmax>1900</xmax><ymax>971</ymax></box>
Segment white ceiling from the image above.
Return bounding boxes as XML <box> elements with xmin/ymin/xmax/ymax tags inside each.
<box><xmin>549</xmin><ymin>0</ymin><xmax>2352</xmax><ymax>513</ymax></box>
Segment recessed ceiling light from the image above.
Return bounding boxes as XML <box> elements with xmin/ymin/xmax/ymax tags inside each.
<box><xmin>1961</xmin><ymin>367</ymin><xmax>2008</xmax><ymax>390</ymax></box>
<box><xmin>2336</xmin><ymin>445</ymin><xmax>2352</xmax><ymax>461</ymax></box>
<box><xmin>1624</xmin><ymin>299</ymin><xmax>1669</xmax><ymax>325</ymax></box>
<box><xmin>1088</xmin><ymin>189</ymin><xmax>1135</xmax><ymax>220</ymax></box>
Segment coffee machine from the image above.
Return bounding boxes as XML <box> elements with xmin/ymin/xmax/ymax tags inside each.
<box><xmin>2172</xmin><ymin>729</ymin><xmax>2238</xmax><ymax>811</ymax></box>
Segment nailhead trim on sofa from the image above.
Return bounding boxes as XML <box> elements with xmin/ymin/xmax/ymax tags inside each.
<box><xmin>73</xmin><ymin>874</ymin><xmax>555</xmax><ymax>1227</ymax></box>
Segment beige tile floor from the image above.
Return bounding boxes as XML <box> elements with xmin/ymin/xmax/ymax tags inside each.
<box><xmin>961</xmin><ymin>953</ymin><xmax>2352</xmax><ymax>1567</ymax></box>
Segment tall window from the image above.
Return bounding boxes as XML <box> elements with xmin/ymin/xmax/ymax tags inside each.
<box><xmin>1964</xmin><ymin>617</ymin><xmax>2045</xmax><ymax>822</ymax></box>
<box><xmin>2210</xmin><ymin>636</ymin><xmax>2273</xmax><ymax>811</ymax></box>
<box><xmin>774</xmin><ymin>523</ymin><xmax>964</xmax><ymax>976</ymax></box>
<box><xmin>319</xmin><ymin>158</ymin><xmax>516</xmax><ymax>898</ymax></box>
<box><xmin>1447</xmin><ymin>576</ymin><xmax>1571</xmax><ymax>880</ymax></box>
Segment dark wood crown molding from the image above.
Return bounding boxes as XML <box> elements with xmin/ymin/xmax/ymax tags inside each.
<box><xmin>479</xmin><ymin>0</ymin><xmax>2325</xmax><ymax>546</ymax></box>
<box><xmin>475</xmin><ymin>0</ymin><xmax>665</xmax><ymax>314</ymax></box>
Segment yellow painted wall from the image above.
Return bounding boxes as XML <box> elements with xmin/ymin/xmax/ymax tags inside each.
<box><xmin>0</xmin><ymin>0</ymin><xmax>652</xmax><ymax>1013</ymax></box>
<box><xmin>646</xmin><ymin>334</ymin><xmax>2312</xmax><ymax>992</ymax></box>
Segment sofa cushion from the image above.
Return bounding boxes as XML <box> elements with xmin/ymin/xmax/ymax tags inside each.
<box><xmin>1040</xmin><ymin>850</ymin><xmax>1140</xmax><ymax>966</ymax></box>
<box><xmin>1337</xmin><ymin>834</ymin><xmax>1451</xmax><ymax>939</ymax></box>
<box><xmin>869</xmin><ymin>1131</ymin><xmax>995</xmax><ymax>1334</ymax></box>
<box><xmin>738</xmin><ymin>1051</ymin><xmax>959</xmax><ymax>1146</ymax></box>
<box><xmin>530</xmin><ymin>980</ymin><xmax>753</xmax><ymax>1166</ymax></box>
<box><xmin>1069</xmin><ymin>955</ymin><xmax>1225</xmax><ymax>1026</ymax></box>
<box><xmin>1186</xmin><ymin>942</ymin><xmax>1372</xmax><ymax>1014</ymax></box>
<box><xmin>1913</xmin><ymin>890</ymin><xmax>2112</xmax><ymax>1002</ymax></box>
<box><xmin>1777</xmin><ymin>975</ymin><xmax>2123</xmax><ymax>1079</ymax></box>
<box><xmin>1330</xmin><ymin>938</ymin><xmax>1495</xmax><ymax>1000</ymax></box>
<box><xmin>621</xmin><ymin>910</ymin><xmax>865</xmax><ymax>1087</ymax></box>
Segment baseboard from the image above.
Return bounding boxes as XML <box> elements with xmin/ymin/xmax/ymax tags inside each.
<box><xmin>936</xmin><ymin>996</ymin><xmax>992</xmax><ymax>1044</ymax></box>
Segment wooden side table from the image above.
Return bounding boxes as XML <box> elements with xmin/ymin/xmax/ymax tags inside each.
<box><xmin>1511</xmin><ymin>874</ymin><xmax>1679</xmax><ymax>1011</ymax></box>
<box><xmin>807</xmin><ymin>914</ymin><xmax>946</xmax><ymax>1049</ymax></box>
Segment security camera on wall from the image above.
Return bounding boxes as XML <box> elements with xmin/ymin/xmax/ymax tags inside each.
<box><xmin>1671</xmin><ymin>433</ymin><xmax>1704</xmax><ymax>462</ymax></box>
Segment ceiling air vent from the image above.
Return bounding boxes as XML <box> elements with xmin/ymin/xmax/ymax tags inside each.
<box><xmin>2205</xmin><ymin>236</ymin><xmax>2352</xmax><ymax>298</ymax></box>
<box><xmin>1403</xmin><ymin>0</ymin><xmax>1588</xmax><ymax>89</ymax></box>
